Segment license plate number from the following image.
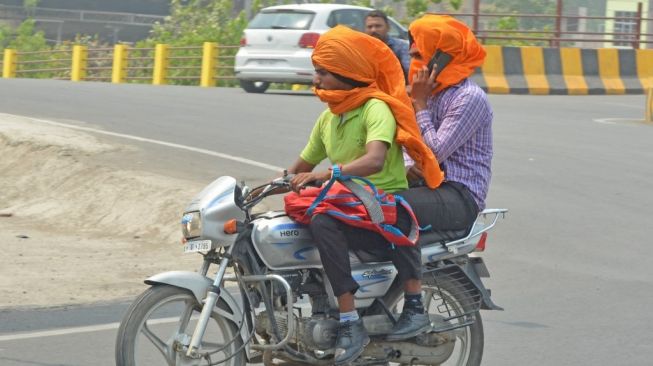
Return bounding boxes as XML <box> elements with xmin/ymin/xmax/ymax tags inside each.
<box><xmin>183</xmin><ymin>240</ymin><xmax>213</xmax><ymax>253</ymax></box>
<box><xmin>256</xmin><ymin>59</ymin><xmax>278</xmax><ymax>65</ymax></box>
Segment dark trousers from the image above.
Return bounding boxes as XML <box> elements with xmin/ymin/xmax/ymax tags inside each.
<box><xmin>397</xmin><ymin>181</ymin><xmax>479</xmax><ymax>232</ymax></box>
<box><xmin>308</xmin><ymin>181</ymin><xmax>478</xmax><ymax>297</ymax></box>
<box><xmin>309</xmin><ymin>206</ymin><xmax>421</xmax><ymax>297</ymax></box>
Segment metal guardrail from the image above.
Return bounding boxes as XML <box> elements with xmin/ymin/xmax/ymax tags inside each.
<box><xmin>1</xmin><ymin>43</ymin><xmax>238</xmax><ymax>86</ymax></box>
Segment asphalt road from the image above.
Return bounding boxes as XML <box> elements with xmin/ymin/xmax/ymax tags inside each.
<box><xmin>1</xmin><ymin>79</ymin><xmax>653</xmax><ymax>365</ymax></box>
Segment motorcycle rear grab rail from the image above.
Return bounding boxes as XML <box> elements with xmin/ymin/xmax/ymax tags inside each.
<box><xmin>444</xmin><ymin>208</ymin><xmax>508</xmax><ymax>253</ymax></box>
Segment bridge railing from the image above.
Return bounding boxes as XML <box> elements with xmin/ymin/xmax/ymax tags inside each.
<box><xmin>0</xmin><ymin>4</ymin><xmax>164</xmax><ymax>26</ymax></box>
<box><xmin>450</xmin><ymin>0</ymin><xmax>653</xmax><ymax>49</ymax></box>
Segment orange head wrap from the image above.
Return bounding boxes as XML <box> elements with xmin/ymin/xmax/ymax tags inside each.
<box><xmin>311</xmin><ymin>26</ymin><xmax>443</xmax><ymax>189</ymax></box>
<box><xmin>408</xmin><ymin>14</ymin><xmax>486</xmax><ymax>94</ymax></box>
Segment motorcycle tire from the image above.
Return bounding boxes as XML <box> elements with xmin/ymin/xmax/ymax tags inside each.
<box><xmin>115</xmin><ymin>284</ymin><xmax>245</xmax><ymax>366</ymax></box>
<box><xmin>388</xmin><ymin>277</ymin><xmax>484</xmax><ymax>366</ymax></box>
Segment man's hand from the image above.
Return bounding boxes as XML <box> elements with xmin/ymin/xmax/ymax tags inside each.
<box><xmin>290</xmin><ymin>171</ymin><xmax>330</xmax><ymax>193</ymax></box>
<box><xmin>406</xmin><ymin>165</ymin><xmax>424</xmax><ymax>184</ymax></box>
<box><xmin>410</xmin><ymin>66</ymin><xmax>437</xmax><ymax>111</ymax></box>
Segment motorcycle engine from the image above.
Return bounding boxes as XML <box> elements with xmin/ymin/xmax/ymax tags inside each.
<box><xmin>298</xmin><ymin>316</ymin><xmax>339</xmax><ymax>350</ymax></box>
<box><xmin>255</xmin><ymin>311</ymin><xmax>338</xmax><ymax>351</ymax></box>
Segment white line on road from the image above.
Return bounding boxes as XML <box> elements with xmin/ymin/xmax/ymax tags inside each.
<box><xmin>0</xmin><ymin>317</ymin><xmax>181</xmax><ymax>342</ymax></box>
<box><xmin>0</xmin><ymin>113</ymin><xmax>284</xmax><ymax>172</ymax></box>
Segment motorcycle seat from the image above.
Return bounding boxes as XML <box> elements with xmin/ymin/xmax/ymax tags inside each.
<box><xmin>351</xmin><ymin>228</ymin><xmax>469</xmax><ymax>263</ymax></box>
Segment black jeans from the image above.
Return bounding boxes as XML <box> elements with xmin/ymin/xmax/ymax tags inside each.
<box><xmin>397</xmin><ymin>181</ymin><xmax>479</xmax><ymax>232</ymax></box>
<box><xmin>308</xmin><ymin>181</ymin><xmax>478</xmax><ymax>297</ymax></box>
<box><xmin>309</xmin><ymin>205</ymin><xmax>421</xmax><ymax>297</ymax></box>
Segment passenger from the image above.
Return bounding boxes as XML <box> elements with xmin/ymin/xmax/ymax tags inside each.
<box><xmin>401</xmin><ymin>14</ymin><xmax>493</xmax><ymax>235</ymax></box>
<box><xmin>283</xmin><ymin>26</ymin><xmax>443</xmax><ymax>364</ymax></box>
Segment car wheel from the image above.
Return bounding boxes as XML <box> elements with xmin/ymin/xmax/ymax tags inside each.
<box><xmin>239</xmin><ymin>80</ymin><xmax>270</xmax><ymax>93</ymax></box>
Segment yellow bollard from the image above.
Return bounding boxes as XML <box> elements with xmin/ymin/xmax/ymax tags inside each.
<box><xmin>112</xmin><ymin>44</ymin><xmax>129</xmax><ymax>84</ymax></box>
<box><xmin>646</xmin><ymin>88</ymin><xmax>653</xmax><ymax>123</ymax></box>
<box><xmin>2</xmin><ymin>49</ymin><xmax>17</xmax><ymax>78</ymax></box>
<box><xmin>200</xmin><ymin>42</ymin><xmax>218</xmax><ymax>87</ymax></box>
<box><xmin>152</xmin><ymin>43</ymin><xmax>169</xmax><ymax>85</ymax></box>
<box><xmin>71</xmin><ymin>45</ymin><xmax>88</xmax><ymax>82</ymax></box>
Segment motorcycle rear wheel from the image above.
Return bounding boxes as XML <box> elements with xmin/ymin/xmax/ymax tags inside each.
<box><xmin>389</xmin><ymin>278</ymin><xmax>484</xmax><ymax>366</ymax></box>
<box><xmin>115</xmin><ymin>285</ymin><xmax>245</xmax><ymax>366</ymax></box>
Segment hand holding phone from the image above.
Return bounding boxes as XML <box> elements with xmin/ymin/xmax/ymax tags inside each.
<box><xmin>426</xmin><ymin>50</ymin><xmax>453</xmax><ymax>80</ymax></box>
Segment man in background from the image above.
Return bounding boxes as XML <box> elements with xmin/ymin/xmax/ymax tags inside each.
<box><xmin>364</xmin><ymin>10</ymin><xmax>410</xmax><ymax>83</ymax></box>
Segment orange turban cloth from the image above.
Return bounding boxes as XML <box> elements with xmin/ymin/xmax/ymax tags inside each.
<box><xmin>311</xmin><ymin>25</ymin><xmax>443</xmax><ymax>189</ymax></box>
<box><xmin>408</xmin><ymin>14</ymin><xmax>486</xmax><ymax>94</ymax></box>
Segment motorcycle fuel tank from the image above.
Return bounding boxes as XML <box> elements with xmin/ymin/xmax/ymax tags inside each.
<box><xmin>250</xmin><ymin>212</ymin><xmax>397</xmax><ymax>301</ymax></box>
<box><xmin>251</xmin><ymin>213</ymin><xmax>321</xmax><ymax>269</ymax></box>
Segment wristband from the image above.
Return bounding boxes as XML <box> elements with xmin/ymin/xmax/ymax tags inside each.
<box><xmin>331</xmin><ymin>164</ymin><xmax>342</xmax><ymax>179</ymax></box>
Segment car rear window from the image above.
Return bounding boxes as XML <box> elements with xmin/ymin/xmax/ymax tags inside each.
<box><xmin>248</xmin><ymin>10</ymin><xmax>315</xmax><ymax>30</ymax></box>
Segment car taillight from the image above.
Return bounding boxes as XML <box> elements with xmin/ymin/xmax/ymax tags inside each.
<box><xmin>298</xmin><ymin>32</ymin><xmax>320</xmax><ymax>48</ymax></box>
<box><xmin>240</xmin><ymin>37</ymin><xmax>247</xmax><ymax>47</ymax></box>
<box><xmin>474</xmin><ymin>232</ymin><xmax>488</xmax><ymax>252</ymax></box>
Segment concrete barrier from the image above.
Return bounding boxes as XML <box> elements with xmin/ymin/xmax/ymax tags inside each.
<box><xmin>471</xmin><ymin>46</ymin><xmax>653</xmax><ymax>95</ymax></box>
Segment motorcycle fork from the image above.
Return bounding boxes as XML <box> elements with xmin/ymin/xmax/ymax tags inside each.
<box><xmin>186</xmin><ymin>244</ymin><xmax>296</xmax><ymax>358</ymax></box>
<box><xmin>186</xmin><ymin>244</ymin><xmax>234</xmax><ymax>358</ymax></box>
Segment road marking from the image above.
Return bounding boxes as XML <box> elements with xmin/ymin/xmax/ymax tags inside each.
<box><xmin>593</xmin><ymin>117</ymin><xmax>647</xmax><ymax>126</ymax></box>
<box><xmin>0</xmin><ymin>113</ymin><xmax>284</xmax><ymax>172</ymax></box>
<box><xmin>0</xmin><ymin>316</ymin><xmax>182</xmax><ymax>342</ymax></box>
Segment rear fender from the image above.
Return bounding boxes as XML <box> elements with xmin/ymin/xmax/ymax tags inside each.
<box><xmin>459</xmin><ymin>259</ymin><xmax>503</xmax><ymax>311</ymax></box>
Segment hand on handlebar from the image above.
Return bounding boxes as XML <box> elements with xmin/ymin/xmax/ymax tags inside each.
<box><xmin>289</xmin><ymin>171</ymin><xmax>329</xmax><ymax>193</ymax></box>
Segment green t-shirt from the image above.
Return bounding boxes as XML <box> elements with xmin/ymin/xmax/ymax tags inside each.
<box><xmin>300</xmin><ymin>98</ymin><xmax>408</xmax><ymax>193</ymax></box>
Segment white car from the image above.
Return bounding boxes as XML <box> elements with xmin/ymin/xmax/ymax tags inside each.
<box><xmin>234</xmin><ymin>3</ymin><xmax>407</xmax><ymax>93</ymax></box>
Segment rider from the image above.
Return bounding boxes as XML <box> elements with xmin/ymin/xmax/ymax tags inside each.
<box><xmin>402</xmin><ymin>14</ymin><xmax>493</xmax><ymax>234</ymax></box>
<box><xmin>285</xmin><ymin>26</ymin><xmax>442</xmax><ymax>365</ymax></box>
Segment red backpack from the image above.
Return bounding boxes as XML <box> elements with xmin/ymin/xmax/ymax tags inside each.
<box><xmin>284</xmin><ymin>170</ymin><xmax>419</xmax><ymax>247</ymax></box>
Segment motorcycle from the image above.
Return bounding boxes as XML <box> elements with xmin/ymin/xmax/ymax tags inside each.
<box><xmin>115</xmin><ymin>174</ymin><xmax>507</xmax><ymax>366</ymax></box>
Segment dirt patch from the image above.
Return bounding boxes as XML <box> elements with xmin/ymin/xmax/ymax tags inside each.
<box><xmin>0</xmin><ymin>115</ymin><xmax>208</xmax><ymax>309</ymax></box>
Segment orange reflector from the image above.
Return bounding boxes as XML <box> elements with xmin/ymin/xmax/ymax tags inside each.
<box><xmin>181</xmin><ymin>237</ymin><xmax>188</xmax><ymax>245</ymax></box>
<box><xmin>474</xmin><ymin>232</ymin><xmax>488</xmax><ymax>252</ymax></box>
<box><xmin>224</xmin><ymin>219</ymin><xmax>238</xmax><ymax>234</ymax></box>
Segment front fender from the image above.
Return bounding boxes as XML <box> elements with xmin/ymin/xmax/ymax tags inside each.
<box><xmin>144</xmin><ymin>271</ymin><xmax>246</xmax><ymax>330</ymax></box>
<box><xmin>146</xmin><ymin>271</ymin><xmax>211</xmax><ymax>303</ymax></box>
<box><xmin>145</xmin><ymin>271</ymin><xmax>254</xmax><ymax>359</ymax></box>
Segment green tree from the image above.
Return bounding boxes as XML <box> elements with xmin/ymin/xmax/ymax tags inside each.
<box><xmin>402</xmin><ymin>0</ymin><xmax>463</xmax><ymax>22</ymax></box>
<box><xmin>142</xmin><ymin>0</ymin><xmax>250</xmax><ymax>86</ymax></box>
<box><xmin>8</xmin><ymin>19</ymin><xmax>48</xmax><ymax>51</ymax></box>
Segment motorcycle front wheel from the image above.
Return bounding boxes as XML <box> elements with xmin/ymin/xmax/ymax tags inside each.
<box><xmin>115</xmin><ymin>285</ymin><xmax>245</xmax><ymax>366</ymax></box>
<box><xmin>389</xmin><ymin>277</ymin><xmax>484</xmax><ymax>366</ymax></box>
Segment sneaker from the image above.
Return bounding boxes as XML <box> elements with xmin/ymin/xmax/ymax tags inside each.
<box><xmin>385</xmin><ymin>308</ymin><xmax>432</xmax><ymax>341</ymax></box>
<box><xmin>334</xmin><ymin>319</ymin><xmax>370</xmax><ymax>365</ymax></box>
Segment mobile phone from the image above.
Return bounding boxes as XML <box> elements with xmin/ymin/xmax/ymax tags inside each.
<box><xmin>426</xmin><ymin>50</ymin><xmax>453</xmax><ymax>80</ymax></box>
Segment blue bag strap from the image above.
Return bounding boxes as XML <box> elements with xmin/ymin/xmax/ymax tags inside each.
<box><xmin>340</xmin><ymin>179</ymin><xmax>385</xmax><ymax>224</ymax></box>
<box><xmin>393</xmin><ymin>194</ymin><xmax>420</xmax><ymax>244</ymax></box>
<box><xmin>306</xmin><ymin>165</ymin><xmax>386</xmax><ymax>225</ymax></box>
<box><xmin>306</xmin><ymin>164</ymin><xmax>341</xmax><ymax>216</ymax></box>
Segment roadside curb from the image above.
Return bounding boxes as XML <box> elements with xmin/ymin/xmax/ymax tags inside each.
<box><xmin>472</xmin><ymin>46</ymin><xmax>653</xmax><ymax>95</ymax></box>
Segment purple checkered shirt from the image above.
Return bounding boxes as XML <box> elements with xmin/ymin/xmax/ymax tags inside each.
<box><xmin>404</xmin><ymin>78</ymin><xmax>493</xmax><ymax>210</ymax></box>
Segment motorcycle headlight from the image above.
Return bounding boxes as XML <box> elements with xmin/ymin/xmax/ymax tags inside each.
<box><xmin>181</xmin><ymin>211</ymin><xmax>202</xmax><ymax>239</ymax></box>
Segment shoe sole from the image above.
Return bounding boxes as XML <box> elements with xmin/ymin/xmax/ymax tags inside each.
<box><xmin>334</xmin><ymin>336</ymin><xmax>371</xmax><ymax>366</ymax></box>
<box><xmin>384</xmin><ymin>323</ymin><xmax>432</xmax><ymax>341</ymax></box>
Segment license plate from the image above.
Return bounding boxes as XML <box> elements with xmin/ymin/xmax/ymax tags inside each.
<box><xmin>183</xmin><ymin>240</ymin><xmax>213</xmax><ymax>253</ymax></box>
<box><xmin>256</xmin><ymin>59</ymin><xmax>278</xmax><ymax>65</ymax></box>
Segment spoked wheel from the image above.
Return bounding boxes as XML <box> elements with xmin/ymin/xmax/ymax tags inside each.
<box><xmin>389</xmin><ymin>278</ymin><xmax>484</xmax><ymax>366</ymax></box>
<box><xmin>116</xmin><ymin>285</ymin><xmax>245</xmax><ymax>366</ymax></box>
